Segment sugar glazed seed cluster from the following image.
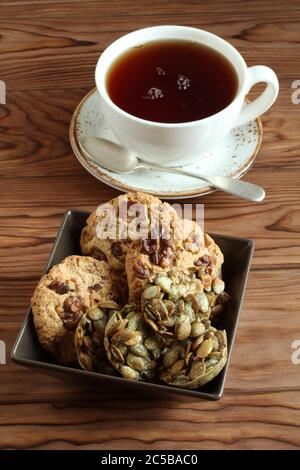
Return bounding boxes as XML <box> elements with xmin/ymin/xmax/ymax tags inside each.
<box><xmin>32</xmin><ymin>192</ymin><xmax>230</xmax><ymax>390</ymax></box>
<box><xmin>142</xmin><ymin>272</ymin><xmax>228</xmax><ymax>388</ymax></box>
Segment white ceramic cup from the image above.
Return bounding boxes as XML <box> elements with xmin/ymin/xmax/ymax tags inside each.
<box><xmin>95</xmin><ymin>25</ymin><xmax>279</xmax><ymax>167</ymax></box>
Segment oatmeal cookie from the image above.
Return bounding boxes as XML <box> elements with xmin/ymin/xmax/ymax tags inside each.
<box><xmin>126</xmin><ymin>216</ymin><xmax>225</xmax><ymax>306</ymax></box>
<box><xmin>80</xmin><ymin>192</ymin><xmax>179</xmax><ymax>301</ymax></box>
<box><xmin>32</xmin><ymin>255</ymin><xmax>117</xmax><ymax>365</ymax></box>
<box><xmin>125</xmin><ymin>219</ymin><xmax>207</xmax><ymax>304</ymax></box>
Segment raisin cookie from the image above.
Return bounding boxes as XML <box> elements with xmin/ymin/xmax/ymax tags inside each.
<box><xmin>125</xmin><ymin>219</ymin><xmax>208</xmax><ymax>305</ymax></box>
<box><xmin>80</xmin><ymin>192</ymin><xmax>179</xmax><ymax>301</ymax></box>
<box><xmin>32</xmin><ymin>255</ymin><xmax>117</xmax><ymax>365</ymax></box>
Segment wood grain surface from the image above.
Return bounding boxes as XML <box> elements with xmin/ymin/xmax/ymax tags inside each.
<box><xmin>0</xmin><ymin>0</ymin><xmax>300</xmax><ymax>450</ymax></box>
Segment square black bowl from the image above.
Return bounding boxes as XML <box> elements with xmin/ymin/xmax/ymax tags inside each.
<box><xmin>11</xmin><ymin>210</ymin><xmax>253</xmax><ymax>400</ymax></box>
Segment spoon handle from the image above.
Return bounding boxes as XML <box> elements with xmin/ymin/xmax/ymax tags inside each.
<box><xmin>203</xmin><ymin>175</ymin><xmax>265</xmax><ymax>202</ymax></box>
<box><xmin>146</xmin><ymin>165</ymin><xmax>265</xmax><ymax>202</ymax></box>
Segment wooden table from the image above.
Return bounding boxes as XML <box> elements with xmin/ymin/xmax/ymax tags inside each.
<box><xmin>1</xmin><ymin>0</ymin><xmax>300</xmax><ymax>450</ymax></box>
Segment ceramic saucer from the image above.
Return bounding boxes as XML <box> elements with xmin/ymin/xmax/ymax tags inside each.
<box><xmin>69</xmin><ymin>88</ymin><xmax>263</xmax><ymax>199</ymax></box>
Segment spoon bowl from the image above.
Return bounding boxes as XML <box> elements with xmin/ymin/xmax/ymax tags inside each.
<box><xmin>79</xmin><ymin>137</ymin><xmax>138</xmax><ymax>173</ymax></box>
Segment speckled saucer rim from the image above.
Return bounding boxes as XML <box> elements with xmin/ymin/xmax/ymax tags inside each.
<box><xmin>69</xmin><ymin>87</ymin><xmax>263</xmax><ymax>199</ymax></box>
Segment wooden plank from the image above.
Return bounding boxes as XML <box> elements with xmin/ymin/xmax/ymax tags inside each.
<box><xmin>0</xmin><ymin>391</ymin><xmax>299</xmax><ymax>449</ymax></box>
<box><xmin>0</xmin><ymin>1</ymin><xmax>299</xmax><ymax>90</ymax></box>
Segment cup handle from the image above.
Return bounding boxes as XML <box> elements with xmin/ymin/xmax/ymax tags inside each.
<box><xmin>233</xmin><ymin>65</ymin><xmax>279</xmax><ymax>127</ymax></box>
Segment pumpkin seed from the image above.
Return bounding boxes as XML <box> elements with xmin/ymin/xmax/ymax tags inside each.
<box><xmin>121</xmin><ymin>365</ymin><xmax>138</xmax><ymax>380</ymax></box>
<box><xmin>205</xmin><ymin>358</ymin><xmax>219</xmax><ymax>368</ymax></box>
<box><xmin>175</xmin><ymin>316</ymin><xmax>191</xmax><ymax>341</ymax></box>
<box><xmin>189</xmin><ymin>360</ymin><xmax>206</xmax><ymax>381</ymax></box>
<box><xmin>183</xmin><ymin>302</ymin><xmax>195</xmax><ymax>322</ymax></box>
<box><xmin>118</xmin><ymin>343</ymin><xmax>128</xmax><ymax>355</ymax></box>
<box><xmin>107</xmin><ymin>319</ymin><xmax>124</xmax><ymax>337</ymax></box>
<box><xmin>213</xmin><ymin>278</ymin><xmax>225</xmax><ymax>294</ymax></box>
<box><xmin>144</xmin><ymin>337</ymin><xmax>159</xmax><ymax>350</ymax></box>
<box><xmin>103</xmin><ymin>336</ymin><xmax>110</xmax><ymax>351</ymax></box>
<box><xmin>191</xmin><ymin>321</ymin><xmax>205</xmax><ymax>337</ymax></box>
<box><xmin>169</xmin><ymin>286</ymin><xmax>182</xmax><ymax>300</ymax></box>
<box><xmin>170</xmin><ymin>359</ymin><xmax>185</xmax><ymax>376</ymax></box>
<box><xmin>216</xmin><ymin>330</ymin><xmax>226</xmax><ymax>347</ymax></box>
<box><xmin>212</xmin><ymin>335</ymin><xmax>219</xmax><ymax>351</ymax></box>
<box><xmin>155</xmin><ymin>276</ymin><xmax>172</xmax><ymax>292</ymax></box>
<box><xmin>111</xmin><ymin>344</ymin><xmax>124</xmax><ymax>363</ymax></box>
<box><xmin>196</xmin><ymin>338</ymin><xmax>213</xmax><ymax>358</ymax></box>
<box><xmin>111</xmin><ymin>328</ymin><xmax>135</xmax><ymax>344</ymax></box>
<box><xmin>126</xmin><ymin>353</ymin><xmax>145</xmax><ymax>371</ymax></box>
<box><xmin>88</xmin><ymin>306</ymin><xmax>104</xmax><ymax>321</ymax></box>
<box><xmin>165</xmin><ymin>300</ymin><xmax>175</xmax><ymax>315</ymax></box>
<box><xmin>185</xmin><ymin>293</ymin><xmax>200</xmax><ymax>314</ymax></box>
<box><xmin>209</xmin><ymin>351</ymin><xmax>223</xmax><ymax>360</ymax></box>
<box><xmin>206</xmin><ymin>291</ymin><xmax>217</xmax><ymax>307</ymax></box>
<box><xmin>152</xmin><ymin>299</ymin><xmax>169</xmax><ymax>320</ymax></box>
<box><xmin>124</xmin><ymin>330</ymin><xmax>142</xmax><ymax>346</ymax></box>
<box><xmin>127</xmin><ymin>311</ymin><xmax>142</xmax><ymax>330</ymax></box>
<box><xmin>197</xmin><ymin>292</ymin><xmax>209</xmax><ymax>313</ymax></box>
<box><xmin>161</xmin><ymin>316</ymin><xmax>176</xmax><ymax>328</ymax></box>
<box><xmin>163</xmin><ymin>346</ymin><xmax>180</xmax><ymax>368</ymax></box>
<box><xmin>177</xmin><ymin>300</ymin><xmax>185</xmax><ymax>314</ymax></box>
<box><xmin>185</xmin><ymin>351</ymin><xmax>193</xmax><ymax>367</ymax></box>
<box><xmin>192</xmin><ymin>334</ymin><xmax>204</xmax><ymax>351</ymax></box>
<box><xmin>144</xmin><ymin>316</ymin><xmax>159</xmax><ymax>332</ymax></box>
<box><xmin>143</xmin><ymin>285</ymin><xmax>159</xmax><ymax>300</ymax></box>
<box><xmin>129</xmin><ymin>343</ymin><xmax>148</xmax><ymax>358</ymax></box>
<box><xmin>78</xmin><ymin>352</ymin><xmax>93</xmax><ymax>371</ymax></box>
